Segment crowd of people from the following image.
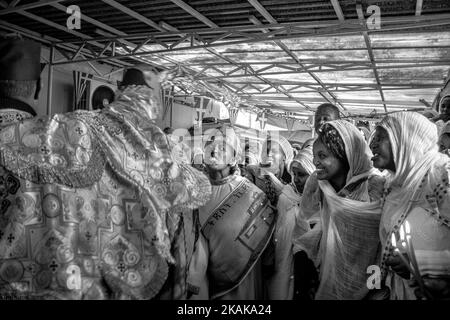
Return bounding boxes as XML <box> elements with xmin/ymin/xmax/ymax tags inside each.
<box><xmin>0</xmin><ymin>36</ymin><xmax>449</xmax><ymax>300</ymax></box>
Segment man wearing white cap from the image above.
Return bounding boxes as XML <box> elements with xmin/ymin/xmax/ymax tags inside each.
<box><xmin>187</xmin><ymin>125</ymin><xmax>276</xmax><ymax>300</ymax></box>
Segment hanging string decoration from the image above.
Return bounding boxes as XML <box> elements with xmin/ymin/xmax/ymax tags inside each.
<box><xmin>256</xmin><ymin>112</ymin><xmax>267</xmax><ymax>130</ymax></box>
<box><xmin>228</xmin><ymin>107</ymin><xmax>239</xmax><ymax>126</ymax></box>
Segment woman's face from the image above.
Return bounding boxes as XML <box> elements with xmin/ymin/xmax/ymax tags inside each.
<box><xmin>260</xmin><ymin>141</ymin><xmax>285</xmax><ymax>177</ymax></box>
<box><xmin>369</xmin><ymin>127</ymin><xmax>396</xmax><ymax>171</ymax></box>
<box><xmin>439</xmin><ymin>133</ymin><xmax>450</xmax><ymax>154</ymax></box>
<box><xmin>440</xmin><ymin>97</ymin><xmax>450</xmax><ymax>115</ymax></box>
<box><xmin>291</xmin><ymin>162</ymin><xmax>310</xmax><ymax>193</ymax></box>
<box><xmin>313</xmin><ymin>140</ymin><xmax>347</xmax><ymax>182</ymax></box>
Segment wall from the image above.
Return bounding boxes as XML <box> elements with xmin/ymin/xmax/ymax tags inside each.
<box><xmin>160</xmin><ymin>97</ymin><xmax>225</xmax><ymax>130</ymax></box>
<box><xmin>37</xmin><ymin>45</ymin><xmax>122</xmax><ymax>116</ymax></box>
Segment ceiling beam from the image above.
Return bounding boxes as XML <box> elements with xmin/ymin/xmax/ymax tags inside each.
<box><xmin>50</xmin><ymin>2</ymin><xmax>165</xmax><ymax>69</ymax></box>
<box><xmin>0</xmin><ymin>19</ymin><xmax>127</xmax><ymax>70</ymax></box>
<box><xmin>184</xmin><ymin>59</ymin><xmax>450</xmax><ymax>66</ymax></box>
<box><xmin>356</xmin><ymin>2</ymin><xmax>387</xmax><ymax>113</ymax></box>
<box><xmin>8</xmin><ymin>0</ymin><xmax>22</xmax><ymax>8</ymax></box>
<box><xmin>1</xmin><ymin>6</ymin><xmax>132</xmax><ymax>68</ymax></box>
<box><xmin>96</xmin><ymin>1</ymin><xmax>242</xmax><ymax>93</ymax></box>
<box><xmin>248</xmin><ymin>7</ymin><xmax>346</xmax><ymax>111</ymax></box>
<box><xmin>416</xmin><ymin>0</ymin><xmax>423</xmax><ymax>16</ymax></box>
<box><xmin>246</xmin><ymin>96</ymin><xmax>426</xmax><ymax>107</ymax></box>
<box><xmin>194</xmin><ymin>62</ymin><xmax>450</xmax><ymax>78</ymax></box>
<box><xmin>216</xmin><ymin>81</ymin><xmax>441</xmax><ymax>88</ymax></box>
<box><xmin>0</xmin><ymin>0</ymin><xmax>65</xmax><ymax>15</ymax></box>
<box><xmin>330</xmin><ymin>0</ymin><xmax>345</xmax><ymax>22</ymax></box>
<box><xmin>101</xmin><ymin>0</ymin><xmax>165</xmax><ymax>32</ymax></box>
<box><xmin>56</xmin><ymin>13</ymin><xmax>450</xmax><ymax>46</ymax></box>
<box><xmin>248</xmin><ymin>0</ymin><xmax>275</xmax><ymax>23</ymax></box>
<box><xmin>169</xmin><ymin>0</ymin><xmax>218</xmax><ymax>28</ymax></box>
<box><xmin>159</xmin><ymin>14</ymin><xmax>313</xmax><ymax>111</ymax></box>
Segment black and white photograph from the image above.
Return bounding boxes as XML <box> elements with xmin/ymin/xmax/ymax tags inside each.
<box><xmin>0</xmin><ymin>0</ymin><xmax>449</xmax><ymax>309</ymax></box>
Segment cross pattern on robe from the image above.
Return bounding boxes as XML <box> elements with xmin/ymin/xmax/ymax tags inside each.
<box><xmin>40</xmin><ymin>145</ymin><xmax>51</xmax><ymax>155</ymax></box>
<box><xmin>75</xmin><ymin>127</ymin><xmax>84</xmax><ymax>135</ymax></box>
<box><xmin>117</xmin><ymin>262</ymin><xmax>126</xmax><ymax>273</ymax></box>
<box><xmin>7</xmin><ymin>233</ymin><xmax>14</xmax><ymax>244</ymax></box>
<box><xmin>49</xmin><ymin>259</ymin><xmax>59</xmax><ymax>273</ymax></box>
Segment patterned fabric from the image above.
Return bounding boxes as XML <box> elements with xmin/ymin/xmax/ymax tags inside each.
<box><xmin>0</xmin><ymin>109</ymin><xmax>35</xmax><ymax>127</ymax></box>
<box><xmin>317</xmin><ymin>122</ymin><xmax>347</xmax><ymax>163</ymax></box>
<box><xmin>0</xmin><ymin>97</ymin><xmax>36</xmax><ymax>118</ymax></box>
<box><xmin>0</xmin><ymin>84</ymin><xmax>212</xmax><ymax>299</ymax></box>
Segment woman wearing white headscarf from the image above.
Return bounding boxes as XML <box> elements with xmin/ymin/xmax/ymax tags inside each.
<box><xmin>294</xmin><ymin>120</ymin><xmax>385</xmax><ymax>300</ymax></box>
<box><xmin>370</xmin><ymin>112</ymin><xmax>450</xmax><ymax>300</ymax></box>
<box><xmin>267</xmin><ymin>147</ymin><xmax>315</xmax><ymax>299</ymax></box>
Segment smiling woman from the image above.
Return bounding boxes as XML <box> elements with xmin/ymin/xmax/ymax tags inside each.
<box><xmin>294</xmin><ymin>120</ymin><xmax>386</xmax><ymax>300</ymax></box>
<box><xmin>369</xmin><ymin>127</ymin><xmax>396</xmax><ymax>172</ymax></box>
<box><xmin>370</xmin><ymin>112</ymin><xmax>450</xmax><ymax>300</ymax></box>
<box><xmin>313</xmin><ymin>124</ymin><xmax>350</xmax><ymax>193</ymax></box>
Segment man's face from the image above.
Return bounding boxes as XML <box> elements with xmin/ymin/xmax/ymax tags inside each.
<box><xmin>204</xmin><ymin>138</ymin><xmax>235</xmax><ymax>171</ymax></box>
<box><xmin>314</xmin><ymin>107</ymin><xmax>339</xmax><ymax>133</ymax></box>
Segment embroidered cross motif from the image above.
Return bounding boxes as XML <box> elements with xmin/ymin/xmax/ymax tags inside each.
<box><xmin>40</xmin><ymin>145</ymin><xmax>51</xmax><ymax>155</ymax></box>
<box><xmin>49</xmin><ymin>260</ymin><xmax>59</xmax><ymax>272</ymax></box>
<box><xmin>117</xmin><ymin>262</ymin><xmax>126</xmax><ymax>273</ymax></box>
<box><xmin>7</xmin><ymin>233</ymin><xmax>14</xmax><ymax>244</ymax></box>
<box><xmin>75</xmin><ymin>127</ymin><xmax>84</xmax><ymax>135</ymax></box>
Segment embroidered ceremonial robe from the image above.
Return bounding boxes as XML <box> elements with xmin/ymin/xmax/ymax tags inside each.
<box><xmin>0</xmin><ymin>87</ymin><xmax>211</xmax><ymax>299</ymax></box>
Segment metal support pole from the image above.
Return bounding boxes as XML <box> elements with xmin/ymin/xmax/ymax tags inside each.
<box><xmin>46</xmin><ymin>45</ymin><xmax>54</xmax><ymax>116</ymax></box>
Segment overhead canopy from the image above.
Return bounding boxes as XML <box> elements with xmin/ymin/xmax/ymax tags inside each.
<box><xmin>2</xmin><ymin>0</ymin><xmax>450</xmax><ymax>120</ymax></box>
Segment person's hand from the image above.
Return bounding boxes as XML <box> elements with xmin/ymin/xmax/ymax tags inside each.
<box><xmin>386</xmin><ymin>253</ymin><xmax>411</xmax><ymax>279</ymax></box>
<box><xmin>409</xmin><ymin>276</ymin><xmax>450</xmax><ymax>300</ymax></box>
<box><xmin>293</xmin><ymin>251</ymin><xmax>319</xmax><ymax>300</ymax></box>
